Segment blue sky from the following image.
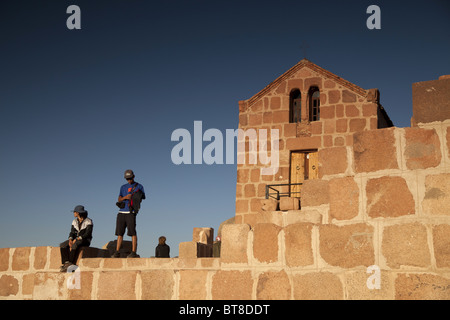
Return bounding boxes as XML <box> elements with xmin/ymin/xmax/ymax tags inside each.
<box><xmin>0</xmin><ymin>0</ymin><xmax>449</xmax><ymax>258</ymax></box>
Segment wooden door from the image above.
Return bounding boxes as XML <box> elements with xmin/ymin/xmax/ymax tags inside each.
<box><xmin>307</xmin><ymin>151</ymin><xmax>319</xmax><ymax>180</ymax></box>
<box><xmin>290</xmin><ymin>152</ymin><xmax>305</xmax><ymax>197</ymax></box>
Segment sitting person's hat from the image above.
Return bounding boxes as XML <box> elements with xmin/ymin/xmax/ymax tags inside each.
<box><xmin>72</xmin><ymin>205</ymin><xmax>87</xmax><ymax>214</ymax></box>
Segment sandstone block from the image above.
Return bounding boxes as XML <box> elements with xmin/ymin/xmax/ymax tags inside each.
<box><xmin>0</xmin><ymin>248</ymin><xmax>9</xmax><ymax>272</ymax></box>
<box><xmin>404</xmin><ymin>127</ymin><xmax>441</xmax><ymax>169</ymax></box>
<box><xmin>0</xmin><ymin>275</ymin><xmax>19</xmax><ymax>297</ymax></box>
<box><xmin>253</xmin><ymin>223</ymin><xmax>281</xmax><ymax>263</ymax></box>
<box><xmin>382</xmin><ymin>222</ymin><xmax>430</xmax><ymax>268</ymax></box>
<box><xmin>318</xmin><ymin>146</ymin><xmax>347</xmax><ymax>177</ymax></box>
<box><xmin>329</xmin><ymin>177</ymin><xmax>359</xmax><ymax>221</ymax></box>
<box><xmin>301</xmin><ymin>179</ymin><xmax>329</xmax><ymax>207</ymax></box>
<box><xmin>261</xmin><ymin>198</ymin><xmax>278</xmax><ymax>211</ymax></box>
<box><xmin>345</xmin><ymin>270</ymin><xmax>394</xmax><ymax>300</ymax></box>
<box><xmin>12</xmin><ymin>247</ymin><xmax>31</xmax><ymax>271</ymax></box>
<box><xmin>342</xmin><ymin>90</ymin><xmax>357</xmax><ymax>103</ymax></box>
<box><xmin>432</xmin><ymin>224</ymin><xmax>450</xmax><ymax>268</ymax></box>
<box><xmin>422</xmin><ymin>173</ymin><xmax>450</xmax><ymax>216</ymax></box>
<box><xmin>33</xmin><ymin>272</ymin><xmax>65</xmax><ymax>299</ymax></box>
<box><xmin>284</xmin><ymin>223</ymin><xmax>314</xmax><ymax>267</ymax></box>
<box><xmin>412</xmin><ymin>77</ymin><xmax>450</xmax><ymax>124</ymax></box>
<box><xmin>179</xmin><ymin>241</ymin><xmax>198</xmax><ymax>259</ymax></box>
<box><xmin>292</xmin><ymin>272</ymin><xmax>343</xmax><ymax>300</ymax></box>
<box><xmin>279</xmin><ymin>197</ymin><xmax>299</xmax><ymax>211</ymax></box>
<box><xmin>33</xmin><ymin>246</ymin><xmax>48</xmax><ymax>270</ymax></box>
<box><xmin>319</xmin><ymin>223</ymin><xmax>374</xmax><ymax>268</ymax></box>
<box><xmin>179</xmin><ymin>270</ymin><xmax>209</xmax><ymax>300</ymax></box>
<box><xmin>285</xmin><ymin>209</ymin><xmax>322</xmax><ymax>225</ymax></box>
<box><xmin>256</xmin><ymin>270</ymin><xmax>291</xmax><ymax>300</ymax></box>
<box><xmin>68</xmin><ymin>271</ymin><xmax>94</xmax><ymax>300</ymax></box>
<box><xmin>221</xmin><ymin>224</ymin><xmax>250</xmax><ymax>263</ymax></box>
<box><xmin>395</xmin><ymin>273</ymin><xmax>450</xmax><ymax>300</ymax></box>
<box><xmin>141</xmin><ymin>270</ymin><xmax>175</xmax><ymax>300</ymax></box>
<box><xmin>366</xmin><ymin>176</ymin><xmax>415</xmax><ymax>218</ymax></box>
<box><xmin>211</xmin><ymin>270</ymin><xmax>253</xmax><ymax>300</ymax></box>
<box><xmin>353</xmin><ymin>128</ymin><xmax>398</xmax><ymax>173</ymax></box>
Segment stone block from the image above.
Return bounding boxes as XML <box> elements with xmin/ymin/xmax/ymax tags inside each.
<box><xmin>179</xmin><ymin>241</ymin><xmax>198</xmax><ymax>259</ymax></box>
<box><xmin>285</xmin><ymin>210</ymin><xmax>322</xmax><ymax>225</ymax></box>
<box><xmin>404</xmin><ymin>127</ymin><xmax>441</xmax><ymax>169</ymax></box>
<box><xmin>0</xmin><ymin>248</ymin><xmax>9</xmax><ymax>272</ymax></box>
<box><xmin>366</xmin><ymin>176</ymin><xmax>415</xmax><ymax>218</ymax></box>
<box><xmin>412</xmin><ymin>77</ymin><xmax>450</xmax><ymax>124</ymax></box>
<box><xmin>382</xmin><ymin>222</ymin><xmax>431</xmax><ymax>268</ymax></box>
<box><xmin>284</xmin><ymin>223</ymin><xmax>314</xmax><ymax>267</ymax></box>
<box><xmin>342</xmin><ymin>90</ymin><xmax>357</xmax><ymax>103</ymax></box>
<box><xmin>211</xmin><ymin>270</ymin><xmax>253</xmax><ymax>300</ymax></box>
<box><xmin>0</xmin><ymin>275</ymin><xmax>19</xmax><ymax>297</ymax></box>
<box><xmin>179</xmin><ymin>270</ymin><xmax>209</xmax><ymax>300</ymax></box>
<box><xmin>395</xmin><ymin>273</ymin><xmax>450</xmax><ymax>300</ymax></box>
<box><xmin>104</xmin><ymin>240</ymin><xmax>133</xmax><ymax>258</ymax></box>
<box><xmin>292</xmin><ymin>272</ymin><xmax>343</xmax><ymax>300</ymax></box>
<box><xmin>221</xmin><ymin>224</ymin><xmax>250</xmax><ymax>264</ymax></box>
<box><xmin>141</xmin><ymin>270</ymin><xmax>175</xmax><ymax>300</ymax></box>
<box><xmin>49</xmin><ymin>246</ymin><xmax>62</xmax><ymax>270</ymax></box>
<box><xmin>329</xmin><ymin>177</ymin><xmax>359</xmax><ymax>221</ymax></box>
<box><xmin>345</xmin><ymin>270</ymin><xmax>394</xmax><ymax>300</ymax></box>
<box><xmin>193</xmin><ymin>227</ymin><xmax>214</xmax><ymax>245</ymax></box>
<box><xmin>33</xmin><ymin>246</ymin><xmax>48</xmax><ymax>270</ymax></box>
<box><xmin>432</xmin><ymin>224</ymin><xmax>450</xmax><ymax>268</ymax></box>
<box><xmin>422</xmin><ymin>173</ymin><xmax>450</xmax><ymax>216</ymax></box>
<box><xmin>33</xmin><ymin>272</ymin><xmax>66</xmax><ymax>299</ymax></box>
<box><xmin>261</xmin><ymin>198</ymin><xmax>278</xmax><ymax>211</ymax></box>
<box><xmin>286</xmin><ymin>136</ymin><xmax>321</xmax><ymax>150</ymax></box>
<box><xmin>68</xmin><ymin>271</ymin><xmax>94</xmax><ymax>300</ymax></box>
<box><xmin>97</xmin><ymin>271</ymin><xmax>137</xmax><ymax>300</ymax></box>
<box><xmin>353</xmin><ymin>128</ymin><xmax>398</xmax><ymax>173</ymax></box>
<box><xmin>256</xmin><ymin>270</ymin><xmax>291</xmax><ymax>300</ymax></box>
<box><xmin>253</xmin><ymin>223</ymin><xmax>281</xmax><ymax>263</ymax></box>
<box><xmin>301</xmin><ymin>179</ymin><xmax>329</xmax><ymax>207</ymax></box>
<box><xmin>318</xmin><ymin>146</ymin><xmax>348</xmax><ymax>177</ymax></box>
<box><xmin>279</xmin><ymin>197</ymin><xmax>299</xmax><ymax>211</ymax></box>
<box><xmin>319</xmin><ymin>223</ymin><xmax>374</xmax><ymax>268</ymax></box>
<box><xmin>12</xmin><ymin>247</ymin><xmax>31</xmax><ymax>271</ymax></box>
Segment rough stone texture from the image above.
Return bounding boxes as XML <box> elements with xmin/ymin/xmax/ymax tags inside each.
<box><xmin>432</xmin><ymin>224</ymin><xmax>450</xmax><ymax>268</ymax></box>
<box><xmin>141</xmin><ymin>270</ymin><xmax>174</xmax><ymax>300</ymax></box>
<box><xmin>256</xmin><ymin>270</ymin><xmax>291</xmax><ymax>300</ymax></box>
<box><xmin>329</xmin><ymin>177</ymin><xmax>359</xmax><ymax>220</ymax></box>
<box><xmin>211</xmin><ymin>270</ymin><xmax>253</xmax><ymax>300</ymax></box>
<box><xmin>301</xmin><ymin>179</ymin><xmax>329</xmax><ymax>207</ymax></box>
<box><xmin>0</xmin><ymin>275</ymin><xmax>19</xmax><ymax>297</ymax></box>
<box><xmin>284</xmin><ymin>223</ymin><xmax>314</xmax><ymax>267</ymax></box>
<box><xmin>345</xmin><ymin>270</ymin><xmax>394</xmax><ymax>300</ymax></box>
<box><xmin>411</xmin><ymin>77</ymin><xmax>450</xmax><ymax>124</ymax></box>
<box><xmin>292</xmin><ymin>272</ymin><xmax>343</xmax><ymax>300</ymax></box>
<box><xmin>97</xmin><ymin>271</ymin><xmax>137</xmax><ymax>300</ymax></box>
<box><xmin>404</xmin><ymin>127</ymin><xmax>441</xmax><ymax>169</ymax></box>
<box><xmin>33</xmin><ymin>272</ymin><xmax>65</xmax><ymax>299</ymax></box>
<box><xmin>179</xmin><ymin>241</ymin><xmax>198</xmax><ymax>259</ymax></box>
<box><xmin>221</xmin><ymin>224</ymin><xmax>250</xmax><ymax>264</ymax></box>
<box><xmin>279</xmin><ymin>197</ymin><xmax>299</xmax><ymax>211</ymax></box>
<box><xmin>284</xmin><ymin>209</ymin><xmax>322</xmax><ymax>225</ymax></box>
<box><xmin>12</xmin><ymin>247</ymin><xmax>31</xmax><ymax>271</ymax></box>
<box><xmin>382</xmin><ymin>223</ymin><xmax>431</xmax><ymax>268</ymax></box>
<box><xmin>318</xmin><ymin>146</ymin><xmax>347</xmax><ymax>177</ymax></box>
<box><xmin>422</xmin><ymin>173</ymin><xmax>450</xmax><ymax>216</ymax></box>
<box><xmin>395</xmin><ymin>273</ymin><xmax>450</xmax><ymax>300</ymax></box>
<box><xmin>253</xmin><ymin>223</ymin><xmax>281</xmax><ymax>263</ymax></box>
<box><xmin>68</xmin><ymin>271</ymin><xmax>93</xmax><ymax>300</ymax></box>
<box><xmin>353</xmin><ymin>128</ymin><xmax>398</xmax><ymax>173</ymax></box>
<box><xmin>366</xmin><ymin>176</ymin><xmax>415</xmax><ymax>218</ymax></box>
<box><xmin>179</xmin><ymin>270</ymin><xmax>208</xmax><ymax>300</ymax></box>
<box><xmin>33</xmin><ymin>247</ymin><xmax>48</xmax><ymax>270</ymax></box>
<box><xmin>0</xmin><ymin>248</ymin><xmax>9</xmax><ymax>272</ymax></box>
<box><xmin>261</xmin><ymin>198</ymin><xmax>278</xmax><ymax>211</ymax></box>
<box><xmin>319</xmin><ymin>223</ymin><xmax>374</xmax><ymax>268</ymax></box>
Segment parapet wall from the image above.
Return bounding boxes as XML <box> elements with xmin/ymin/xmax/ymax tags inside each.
<box><xmin>1</xmin><ymin>121</ymin><xmax>450</xmax><ymax>300</ymax></box>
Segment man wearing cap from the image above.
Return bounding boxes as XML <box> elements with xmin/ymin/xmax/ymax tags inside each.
<box><xmin>113</xmin><ymin>169</ymin><xmax>145</xmax><ymax>258</ymax></box>
<box><xmin>59</xmin><ymin>205</ymin><xmax>93</xmax><ymax>272</ymax></box>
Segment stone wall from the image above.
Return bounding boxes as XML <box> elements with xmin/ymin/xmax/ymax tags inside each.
<box><xmin>1</xmin><ymin>120</ymin><xmax>450</xmax><ymax>300</ymax></box>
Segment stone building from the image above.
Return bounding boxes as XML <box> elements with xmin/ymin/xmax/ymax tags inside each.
<box><xmin>235</xmin><ymin>59</ymin><xmax>393</xmax><ymax>225</ymax></box>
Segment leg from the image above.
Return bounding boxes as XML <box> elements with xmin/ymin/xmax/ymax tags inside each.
<box><xmin>131</xmin><ymin>235</ymin><xmax>137</xmax><ymax>253</ymax></box>
<box><xmin>60</xmin><ymin>240</ymin><xmax>70</xmax><ymax>265</ymax></box>
<box><xmin>116</xmin><ymin>235</ymin><xmax>123</xmax><ymax>252</ymax></box>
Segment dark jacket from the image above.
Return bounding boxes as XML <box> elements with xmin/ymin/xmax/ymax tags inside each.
<box><xmin>155</xmin><ymin>244</ymin><xmax>170</xmax><ymax>258</ymax></box>
<box><xmin>69</xmin><ymin>217</ymin><xmax>93</xmax><ymax>243</ymax></box>
<box><xmin>130</xmin><ymin>189</ymin><xmax>145</xmax><ymax>214</ymax></box>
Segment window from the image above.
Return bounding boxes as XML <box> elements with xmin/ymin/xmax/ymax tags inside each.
<box><xmin>289</xmin><ymin>89</ymin><xmax>301</xmax><ymax>123</ymax></box>
<box><xmin>309</xmin><ymin>87</ymin><xmax>320</xmax><ymax>121</ymax></box>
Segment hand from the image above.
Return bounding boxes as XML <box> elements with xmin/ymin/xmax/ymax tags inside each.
<box><xmin>124</xmin><ymin>194</ymin><xmax>132</xmax><ymax>200</ymax></box>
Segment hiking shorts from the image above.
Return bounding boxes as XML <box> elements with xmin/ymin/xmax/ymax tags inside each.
<box><xmin>115</xmin><ymin>213</ymin><xmax>137</xmax><ymax>236</ymax></box>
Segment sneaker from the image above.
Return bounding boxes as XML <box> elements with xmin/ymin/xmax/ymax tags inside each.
<box><xmin>127</xmin><ymin>251</ymin><xmax>138</xmax><ymax>258</ymax></box>
<box><xmin>60</xmin><ymin>261</ymin><xmax>71</xmax><ymax>272</ymax></box>
<box><xmin>112</xmin><ymin>251</ymin><xmax>120</xmax><ymax>258</ymax></box>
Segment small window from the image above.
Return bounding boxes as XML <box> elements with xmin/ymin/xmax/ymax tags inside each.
<box><xmin>289</xmin><ymin>89</ymin><xmax>301</xmax><ymax>123</ymax></box>
<box><xmin>309</xmin><ymin>87</ymin><xmax>320</xmax><ymax>121</ymax></box>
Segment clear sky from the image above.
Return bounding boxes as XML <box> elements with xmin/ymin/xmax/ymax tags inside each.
<box><xmin>1</xmin><ymin>0</ymin><xmax>449</xmax><ymax>258</ymax></box>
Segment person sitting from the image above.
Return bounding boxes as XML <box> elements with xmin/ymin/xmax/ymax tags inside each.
<box><xmin>59</xmin><ymin>205</ymin><xmax>93</xmax><ymax>272</ymax></box>
<box><xmin>155</xmin><ymin>236</ymin><xmax>170</xmax><ymax>258</ymax></box>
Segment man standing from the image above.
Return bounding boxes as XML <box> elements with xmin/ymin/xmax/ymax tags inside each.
<box><xmin>113</xmin><ymin>169</ymin><xmax>145</xmax><ymax>258</ymax></box>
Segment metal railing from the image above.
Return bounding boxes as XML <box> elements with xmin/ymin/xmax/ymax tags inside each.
<box><xmin>265</xmin><ymin>183</ymin><xmax>302</xmax><ymax>200</ymax></box>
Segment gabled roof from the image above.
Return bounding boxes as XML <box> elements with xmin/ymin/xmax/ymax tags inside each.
<box><xmin>245</xmin><ymin>59</ymin><xmax>368</xmax><ymax>110</ymax></box>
